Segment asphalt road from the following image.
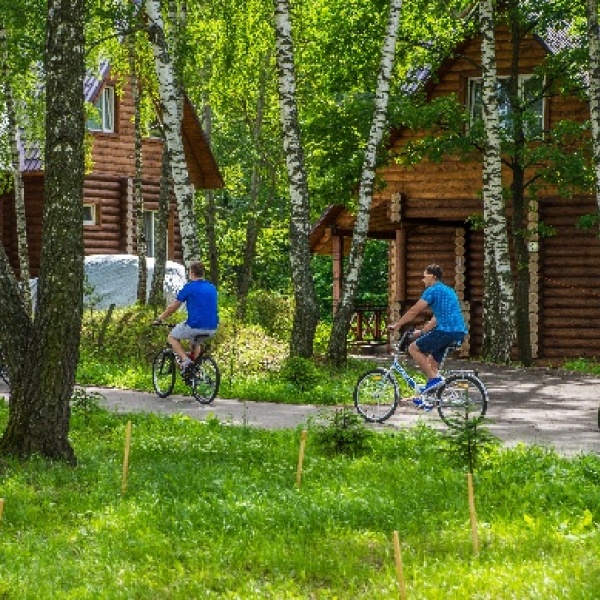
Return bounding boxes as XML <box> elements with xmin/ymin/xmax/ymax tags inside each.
<box><xmin>1</xmin><ymin>360</ymin><xmax>599</xmax><ymax>457</ymax></box>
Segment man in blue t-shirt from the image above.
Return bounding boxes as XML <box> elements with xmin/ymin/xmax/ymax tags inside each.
<box><xmin>389</xmin><ymin>264</ymin><xmax>467</xmax><ymax>394</ymax></box>
<box><xmin>153</xmin><ymin>261</ymin><xmax>219</xmax><ymax>371</ymax></box>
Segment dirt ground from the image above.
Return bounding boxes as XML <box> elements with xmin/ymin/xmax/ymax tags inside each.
<box><xmin>1</xmin><ymin>360</ymin><xmax>599</xmax><ymax>457</ymax></box>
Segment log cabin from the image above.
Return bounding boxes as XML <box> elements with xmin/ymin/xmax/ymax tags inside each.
<box><xmin>310</xmin><ymin>25</ymin><xmax>600</xmax><ymax>362</ymax></box>
<box><xmin>0</xmin><ymin>60</ymin><xmax>223</xmax><ymax>277</ymax></box>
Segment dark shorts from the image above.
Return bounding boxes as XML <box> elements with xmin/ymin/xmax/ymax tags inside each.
<box><xmin>415</xmin><ymin>330</ymin><xmax>465</xmax><ymax>364</ymax></box>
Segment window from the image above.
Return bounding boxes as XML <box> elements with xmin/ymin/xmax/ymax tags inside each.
<box><xmin>87</xmin><ymin>86</ymin><xmax>115</xmax><ymax>133</ymax></box>
<box><xmin>468</xmin><ymin>75</ymin><xmax>544</xmax><ymax>138</ymax></box>
<box><xmin>83</xmin><ymin>203</ymin><xmax>96</xmax><ymax>225</ymax></box>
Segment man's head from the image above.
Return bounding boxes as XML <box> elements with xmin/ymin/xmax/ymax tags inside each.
<box><xmin>189</xmin><ymin>261</ymin><xmax>205</xmax><ymax>280</ymax></box>
<box><xmin>422</xmin><ymin>264</ymin><xmax>443</xmax><ymax>287</ymax></box>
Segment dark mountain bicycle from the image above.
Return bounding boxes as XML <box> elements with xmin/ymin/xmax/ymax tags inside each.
<box><xmin>152</xmin><ymin>326</ymin><xmax>220</xmax><ymax>404</ymax></box>
<box><xmin>354</xmin><ymin>330</ymin><xmax>488</xmax><ymax>428</ymax></box>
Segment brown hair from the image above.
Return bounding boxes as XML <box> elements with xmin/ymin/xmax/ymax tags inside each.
<box><xmin>425</xmin><ymin>264</ymin><xmax>443</xmax><ymax>280</ymax></box>
<box><xmin>189</xmin><ymin>261</ymin><xmax>205</xmax><ymax>278</ymax></box>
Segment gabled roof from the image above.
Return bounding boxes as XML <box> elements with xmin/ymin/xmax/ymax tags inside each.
<box><xmin>19</xmin><ymin>60</ymin><xmax>224</xmax><ymax>190</ymax></box>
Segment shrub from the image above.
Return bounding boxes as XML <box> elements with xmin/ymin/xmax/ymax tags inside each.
<box><xmin>245</xmin><ymin>290</ymin><xmax>293</xmax><ymax>340</ymax></box>
<box><xmin>308</xmin><ymin>407</ymin><xmax>374</xmax><ymax>456</ymax></box>
<box><xmin>278</xmin><ymin>356</ymin><xmax>320</xmax><ymax>391</ymax></box>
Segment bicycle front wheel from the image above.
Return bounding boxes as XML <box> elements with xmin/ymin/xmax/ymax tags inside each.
<box><xmin>354</xmin><ymin>368</ymin><xmax>398</xmax><ymax>423</ymax></box>
<box><xmin>152</xmin><ymin>349</ymin><xmax>176</xmax><ymax>398</ymax></box>
<box><xmin>190</xmin><ymin>356</ymin><xmax>220</xmax><ymax>404</ymax></box>
<box><xmin>436</xmin><ymin>373</ymin><xmax>487</xmax><ymax>428</ymax></box>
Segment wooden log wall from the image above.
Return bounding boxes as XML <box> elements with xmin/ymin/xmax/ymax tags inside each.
<box><xmin>539</xmin><ymin>196</ymin><xmax>600</xmax><ymax>359</ymax></box>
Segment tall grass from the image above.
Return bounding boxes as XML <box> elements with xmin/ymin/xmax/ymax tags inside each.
<box><xmin>0</xmin><ymin>399</ymin><xmax>598</xmax><ymax>598</ymax></box>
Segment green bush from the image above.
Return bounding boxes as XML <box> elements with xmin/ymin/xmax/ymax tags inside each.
<box><xmin>278</xmin><ymin>356</ymin><xmax>320</xmax><ymax>391</ymax></box>
<box><xmin>308</xmin><ymin>407</ymin><xmax>374</xmax><ymax>456</ymax></box>
<box><xmin>245</xmin><ymin>290</ymin><xmax>293</xmax><ymax>340</ymax></box>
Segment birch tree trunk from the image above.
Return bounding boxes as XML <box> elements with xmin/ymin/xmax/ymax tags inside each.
<box><xmin>0</xmin><ymin>0</ymin><xmax>85</xmax><ymax>462</ymax></box>
<box><xmin>149</xmin><ymin>140</ymin><xmax>170</xmax><ymax>309</ymax></box>
<box><xmin>327</xmin><ymin>0</ymin><xmax>403</xmax><ymax>366</ymax></box>
<box><xmin>273</xmin><ymin>0</ymin><xmax>319</xmax><ymax>357</ymax></box>
<box><xmin>129</xmin><ymin>38</ymin><xmax>147</xmax><ymax>304</ymax></box>
<box><xmin>203</xmin><ymin>101</ymin><xmax>219</xmax><ymax>286</ymax></box>
<box><xmin>587</xmin><ymin>0</ymin><xmax>600</xmax><ymax>228</ymax></box>
<box><xmin>145</xmin><ymin>0</ymin><xmax>199</xmax><ymax>265</ymax></box>
<box><xmin>480</xmin><ymin>0</ymin><xmax>515</xmax><ymax>362</ymax></box>
<box><xmin>0</xmin><ymin>29</ymin><xmax>32</xmax><ymax>315</ymax></box>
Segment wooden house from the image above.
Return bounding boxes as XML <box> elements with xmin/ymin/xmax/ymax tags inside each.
<box><xmin>310</xmin><ymin>26</ymin><xmax>600</xmax><ymax>362</ymax></box>
<box><xmin>0</xmin><ymin>61</ymin><xmax>223</xmax><ymax>277</ymax></box>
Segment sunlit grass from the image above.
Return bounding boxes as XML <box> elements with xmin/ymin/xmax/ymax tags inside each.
<box><xmin>0</xmin><ymin>400</ymin><xmax>599</xmax><ymax>598</ymax></box>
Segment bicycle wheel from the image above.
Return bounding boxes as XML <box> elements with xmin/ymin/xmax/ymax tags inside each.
<box><xmin>354</xmin><ymin>368</ymin><xmax>398</xmax><ymax>423</ymax></box>
<box><xmin>190</xmin><ymin>356</ymin><xmax>220</xmax><ymax>404</ymax></box>
<box><xmin>436</xmin><ymin>373</ymin><xmax>487</xmax><ymax>428</ymax></box>
<box><xmin>152</xmin><ymin>349</ymin><xmax>176</xmax><ymax>398</ymax></box>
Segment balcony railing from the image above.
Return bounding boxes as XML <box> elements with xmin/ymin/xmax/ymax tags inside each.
<box><xmin>349</xmin><ymin>305</ymin><xmax>389</xmax><ymax>344</ymax></box>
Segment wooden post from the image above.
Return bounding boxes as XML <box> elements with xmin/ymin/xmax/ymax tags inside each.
<box><xmin>467</xmin><ymin>472</ymin><xmax>479</xmax><ymax>555</ymax></box>
<box><xmin>296</xmin><ymin>429</ymin><xmax>308</xmax><ymax>488</ymax></box>
<box><xmin>393</xmin><ymin>530</ymin><xmax>407</xmax><ymax>600</ymax></box>
<box><xmin>121</xmin><ymin>421</ymin><xmax>133</xmax><ymax>495</ymax></box>
<box><xmin>332</xmin><ymin>235</ymin><xmax>343</xmax><ymax>314</ymax></box>
<box><xmin>0</xmin><ymin>498</ymin><xmax>4</xmax><ymax>525</ymax></box>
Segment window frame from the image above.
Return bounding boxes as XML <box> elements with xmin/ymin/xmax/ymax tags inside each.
<box><xmin>83</xmin><ymin>203</ymin><xmax>97</xmax><ymax>226</ymax></box>
<box><xmin>87</xmin><ymin>86</ymin><xmax>115</xmax><ymax>133</ymax></box>
<box><xmin>467</xmin><ymin>74</ymin><xmax>545</xmax><ymax>138</ymax></box>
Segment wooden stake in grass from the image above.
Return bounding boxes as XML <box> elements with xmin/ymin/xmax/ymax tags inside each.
<box><xmin>0</xmin><ymin>498</ymin><xmax>4</xmax><ymax>525</ymax></box>
<box><xmin>121</xmin><ymin>420</ymin><xmax>133</xmax><ymax>495</ymax></box>
<box><xmin>467</xmin><ymin>472</ymin><xmax>479</xmax><ymax>555</ymax></box>
<box><xmin>393</xmin><ymin>530</ymin><xmax>407</xmax><ymax>600</ymax></box>
<box><xmin>296</xmin><ymin>429</ymin><xmax>308</xmax><ymax>488</ymax></box>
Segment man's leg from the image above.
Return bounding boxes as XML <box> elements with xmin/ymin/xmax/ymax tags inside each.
<box><xmin>167</xmin><ymin>334</ymin><xmax>189</xmax><ymax>364</ymax></box>
<box><xmin>408</xmin><ymin>341</ymin><xmax>437</xmax><ymax>380</ymax></box>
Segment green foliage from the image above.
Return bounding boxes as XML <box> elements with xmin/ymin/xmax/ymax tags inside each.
<box><xmin>244</xmin><ymin>290</ymin><xmax>293</xmax><ymax>341</ymax></box>
<box><xmin>308</xmin><ymin>407</ymin><xmax>374</xmax><ymax>456</ymax></box>
<box><xmin>0</xmin><ymin>401</ymin><xmax>599</xmax><ymax>597</ymax></box>
<box><xmin>440</xmin><ymin>417</ymin><xmax>502</xmax><ymax>472</ymax></box>
<box><xmin>278</xmin><ymin>356</ymin><xmax>320</xmax><ymax>391</ymax></box>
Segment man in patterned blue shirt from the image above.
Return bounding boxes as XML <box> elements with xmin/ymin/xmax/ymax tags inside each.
<box><xmin>390</xmin><ymin>264</ymin><xmax>467</xmax><ymax>394</ymax></box>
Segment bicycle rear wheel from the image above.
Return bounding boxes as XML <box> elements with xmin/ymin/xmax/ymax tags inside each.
<box><xmin>436</xmin><ymin>373</ymin><xmax>487</xmax><ymax>428</ymax></box>
<box><xmin>190</xmin><ymin>356</ymin><xmax>220</xmax><ymax>404</ymax></box>
<box><xmin>152</xmin><ymin>349</ymin><xmax>176</xmax><ymax>398</ymax></box>
<box><xmin>354</xmin><ymin>368</ymin><xmax>398</xmax><ymax>423</ymax></box>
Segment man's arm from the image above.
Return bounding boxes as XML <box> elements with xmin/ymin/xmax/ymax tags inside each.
<box><xmin>389</xmin><ymin>299</ymin><xmax>429</xmax><ymax>331</ymax></box>
<box><xmin>153</xmin><ymin>299</ymin><xmax>183</xmax><ymax>324</ymax></box>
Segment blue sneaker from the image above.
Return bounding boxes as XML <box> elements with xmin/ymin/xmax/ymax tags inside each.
<box><xmin>423</xmin><ymin>376</ymin><xmax>444</xmax><ymax>394</ymax></box>
<box><xmin>412</xmin><ymin>397</ymin><xmax>434</xmax><ymax>411</ymax></box>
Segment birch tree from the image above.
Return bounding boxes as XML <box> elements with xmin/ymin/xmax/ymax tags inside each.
<box><xmin>145</xmin><ymin>0</ymin><xmax>199</xmax><ymax>265</ymax></box>
<box><xmin>0</xmin><ymin>0</ymin><xmax>85</xmax><ymax>462</ymax></box>
<box><xmin>586</xmin><ymin>0</ymin><xmax>600</xmax><ymax>227</ymax></box>
<box><xmin>479</xmin><ymin>0</ymin><xmax>515</xmax><ymax>362</ymax></box>
<box><xmin>326</xmin><ymin>0</ymin><xmax>403</xmax><ymax>365</ymax></box>
<box><xmin>273</xmin><ymin>0</ymin><xmax>319</xmax><ymax>357</ymax></box>
<box><xmin>0</xmin><ymin>28</ymin><xmax>32</xmax><ymax>315</ymax></box>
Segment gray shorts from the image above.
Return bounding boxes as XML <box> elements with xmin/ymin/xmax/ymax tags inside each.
<box><xmin>170</xmin><ymin>322</ymin><xmax>216</xmax><ymax>343</ymax></box>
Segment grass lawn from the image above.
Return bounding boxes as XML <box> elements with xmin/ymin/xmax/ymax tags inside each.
<box><xmin>0</xmin><ymin>397</ymin><xmax>599</xmax><ymax>599</ymax></box>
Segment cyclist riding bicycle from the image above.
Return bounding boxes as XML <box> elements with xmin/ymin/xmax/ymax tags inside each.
<box><xmin>389</xmin><ymin>264</ymin><xmax>467</xmax><ymax>394</ymax></box>
<box><xmin>153</xmin><ymin>261</ymin><xmax>219</xmax><ymax>373</ymax></box>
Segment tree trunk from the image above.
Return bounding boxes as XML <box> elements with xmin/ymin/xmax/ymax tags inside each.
<box><xmin>0</xmin><ymin>29</ymin><xmax>32</xmax><ymax>315</ymax></box>
<box><xmin>149</xmin><ymin>140</ymin><xmax>170</xmax><ymax>309</ymax></box>
<box><xmin>587</xmin><ymin>0</ymin><xmax>600</xmax><ymax>229</ymax></box>
<box><xmin>0</xmin><ymin>0</ymin><xmax>85</xmax><ymax>463</ymax></box>
<box><xmin>273</xmin><ymin>0</ymin><xmax>319</xmax><ymax>357</ymax></box>
<box><xmin>480</xmin><ymin>0</ymin><xmax>515</xmax><ymax>363</ymax></box>
<box><xmin>145</xmin><ymin>0</ymin><xmax>199</xmax><ymax>265</ymax></box>
<box><xmin>202</xmin><ymin>101</ymin><xmax>219</xmax><ymax>286</ymax></box>
<box><xmin>237</xmin><ymin>56</ymin><xmax>270</xmax><ymax>320</ymax></box>
<box><xmin>507</xmin><ymin>10</ymin><xmax>531</xmax><ymax>365</ymax></box>
<box><xmin>129</xmin><ymin>39</ymin><xmax>147</xmax><ymax>304</ymax></box>
<box><xmin>327</xmin><ymin>0</ymin><xmax>403</xmax><ymax>366</ymax></box>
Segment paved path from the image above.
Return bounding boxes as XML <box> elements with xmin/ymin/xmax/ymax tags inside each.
<box><xmin>1</xmin><ymin>360</ymin><xmax>599</xmax><ymax>456</ymax></box>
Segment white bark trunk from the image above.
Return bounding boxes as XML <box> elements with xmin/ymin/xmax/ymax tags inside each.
<box><xmin>0</xmin><ymin>29</ymin><xmax>32</xmax><ymax>315</ymax></box>
<box><xmin>273</xmin><ymin>0</ymin><xmax>320</xmax><ymax>357</ymax></box>
<box><xmin>328</xmin><ymin>0</ymin><xmax>403</xmax><ymax>364</ymax></box>
<box><xmin>145</xmin><ymin>0</ymin><xmax>199</xmax><ymax>265</ymax></box>
<box><xmin>480</xmin><ymin>0</ymin><xmax>515</xmax><ymax>362</ymax></box>
<box><xmin>587</xmin><ymin>0</ymin><xmax>600</xmax><ymax>227</ymax></box>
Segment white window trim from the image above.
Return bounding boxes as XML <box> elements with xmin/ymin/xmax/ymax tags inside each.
<box><xmin>467</xmin><ymin>74</ymin><xmax>545</xmax><ymax>136</ymax></box>
<box><xmin>87</xmin><ymin>86</ymin><xmax>115</xmax><ymax>133</ymax></box>
<box><xmin>83</xmin><ymin>203</ymin><xmax>96</xmax><ymax>226</ymax></box>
